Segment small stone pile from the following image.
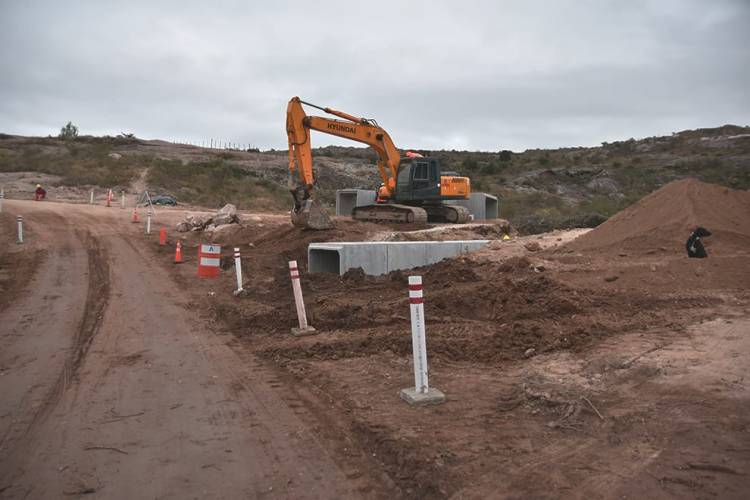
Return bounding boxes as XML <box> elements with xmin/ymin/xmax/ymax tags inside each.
<box><xmin>176</xmin><ymin>204</ymin><xmax>241</xmax><ymax>232</ymax></box>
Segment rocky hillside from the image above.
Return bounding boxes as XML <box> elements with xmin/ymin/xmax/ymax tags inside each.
<box><xmin>0</xmin><ymin>125</ymin><xmax>748</xmax><ymax>233</ymax></box>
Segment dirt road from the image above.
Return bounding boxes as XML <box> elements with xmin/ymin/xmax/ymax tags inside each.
<box><xmin>0</xmin><ymin>201</ymin><xmax>366</xmax><ymax>499</ymax></box>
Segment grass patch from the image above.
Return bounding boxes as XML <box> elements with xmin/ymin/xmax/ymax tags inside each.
<box><xmin>0</xmin><ymin>137</ymin><xmax>144</xmax><ymax>188</ymax></box>
<box><xmin>146</xmin><ymin>159</ymin><xmax>289</xmax><ymax>210</ymax></box>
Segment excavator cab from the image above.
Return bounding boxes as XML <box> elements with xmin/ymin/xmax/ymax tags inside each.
<box><xmin>394</xmin><ymin>159</ymin><xmax>470</xmax><ymax>203</ymax></box>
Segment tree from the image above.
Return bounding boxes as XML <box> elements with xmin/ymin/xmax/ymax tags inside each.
<box><xmin>59</xmin><ymin>121</ymin><xmax>78</xmax><ymax>139</ymax></box>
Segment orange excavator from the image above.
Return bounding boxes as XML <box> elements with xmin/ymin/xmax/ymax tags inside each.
<box><xmin>286</xmin><ymin>97</ymin><xmax>471</xmax><ymax>229</ymax></box>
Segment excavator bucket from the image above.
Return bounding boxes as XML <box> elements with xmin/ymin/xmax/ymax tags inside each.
<box><xmin>291</xmin><ymin>199</ymin><xmax>335</xmax><ymax>230</ymax></box>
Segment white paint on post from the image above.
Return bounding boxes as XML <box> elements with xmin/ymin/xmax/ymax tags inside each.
<box><xmin>121</xmin><ymin>191</ymin><xmax>125</xmax><ymax>209</ymax></box>
<box><xmin>146</xmin><ymin>210</ymin><xmax>152</xmax><ymax>235</ymax></box>
<box><xmin>16</xmin><ymin>215</ymin><xmax>23</xmax><ymax>244</ymax></box>
<box><xmin>233</xmin><ymin>247</ymin><xmax>244</xmax><ymax>294</ymax></box>
<box><xmin>89</xmin><ymin>189</ymin><xmax>94</xmax><ymax>204</ymax></box>
<box><xmin>408</xmin><ymin>275</ymin><xmax>429</xmax><ymax>393</ymax></box>
<box><xmin>289</xmin><ymin>260</ymin><xmax>308</xmax><ymax>329</ymax></box>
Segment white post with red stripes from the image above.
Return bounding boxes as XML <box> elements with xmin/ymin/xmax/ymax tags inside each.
<box><xmin>288</xmin><ymin>260</ymin><xmax>316</xmax><ymax>336</ymax></box>
<box><xmin>233</xmin><ymin>247</ymin><xmax>244</xmax><ymax>295</ymax></box>
<box><xmin>400</xmin><ymin>276</ymin><xmax>445</xmax><ymax>405</ymax></box>
<box><xmin>409</xmin><ymin>276</ymin><xmax>429</xmax><ymax>393</ymax></box>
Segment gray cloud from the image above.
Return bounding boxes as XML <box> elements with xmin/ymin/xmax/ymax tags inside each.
<box><xmin>1</xmin><ymin>0</ymin><xmax>748</xmax><ymax>151</ymax></box>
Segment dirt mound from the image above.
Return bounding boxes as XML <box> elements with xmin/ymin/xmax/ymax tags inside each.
<box><xmin>565</xmin><ymin>178</ymin><xmax>750</xmax><ymax>255</ymax></box>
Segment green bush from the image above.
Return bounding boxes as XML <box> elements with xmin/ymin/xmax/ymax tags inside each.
<box><xmin>59</xmin><ymin>122</ymin><xmax>78</xmax><ymax>140</ymax></box>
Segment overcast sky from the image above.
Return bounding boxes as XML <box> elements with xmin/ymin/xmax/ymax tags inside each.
<box><xmin>1</xmin><ymin>0</ymin><xmax>748</xmax><ymax>152</ymax></box>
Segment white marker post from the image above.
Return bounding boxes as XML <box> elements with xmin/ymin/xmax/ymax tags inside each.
<box><xmin>89</xmin><ymin>189</ymin><xmax>94</xmax><ymax>205</ymax></box>
<box><xmin>400</xmin><ymin>276</ymin><xmax>445</xmax><ymax>406</ymax></box>
<box><xmin>0</xmin><ymin>188</ymin><xmax>4</xmax><ymax>213</ymax></box>
<box><xmin>233</xmin><ymin>247</ymin><xmax>244</xmax><ymax>295</ymax></box>
<box><xmin>146</xmin><ymin>209</ymin><xmax>152</xmax><ymax>235</ymax></box>
<box><xmin>16</xmin><ymin>215</ymin><xmax>23</xmax><ymax>244</ymax></box>
<box><xmin>288</xmin><ymin>260</ymin><xmax>316</xmax><ymax>336</ymax></box>
<box><xmin>120</xmin><ymin>191</ymin><xmax>125</xmax><ymax>209</ymax></box>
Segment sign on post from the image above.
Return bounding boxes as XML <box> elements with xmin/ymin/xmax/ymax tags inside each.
<box><xmin>198</xmin><ymin>244</ymin><xmax>221</xmax><ymax>278</ymax></box>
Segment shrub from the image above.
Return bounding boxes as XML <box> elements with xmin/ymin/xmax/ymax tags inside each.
<box><xmin>59</xmin><ymin>122</ymin><xmax>78</xmax><ymax>140</ymax></box>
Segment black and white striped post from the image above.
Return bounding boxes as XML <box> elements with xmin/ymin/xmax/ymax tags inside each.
<box><xmin>16</xmin><ymin>215</ymin><xmax>23</xmax><ymax>244</ymax></box>
<box><xmin>233</xmin><ymin>247</ymin><xmax>244</xmax><ymax>296</ymax></box>
<box><xmin>288</xmin><ymin>260</ymin><xmax>316</xmax><ymax>336</ymax></box>
<box><xmin>400</xmin><ymin>276</ymin><xmax>445</xmax><ymax>406</ymax></box>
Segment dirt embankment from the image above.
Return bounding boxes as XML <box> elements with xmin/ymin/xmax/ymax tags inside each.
<box><xmin>565</xmin><ymin>178</ymin><xmax>750</xmax><ymax>256</ymax></box>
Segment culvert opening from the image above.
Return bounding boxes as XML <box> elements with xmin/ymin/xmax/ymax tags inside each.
<box><xmin>309</xmin><ymin>247</ymin><xmax>342</xmax><ymax>274</ymax></box>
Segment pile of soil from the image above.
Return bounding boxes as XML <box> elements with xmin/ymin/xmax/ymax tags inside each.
<box><xmin>565</xmin><ymin>178</ymin><xmax>750</xmax><ymax>255</ymax></box>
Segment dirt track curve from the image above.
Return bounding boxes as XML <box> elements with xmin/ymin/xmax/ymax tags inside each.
<box><xmin>0</xmin><ymin>201</ymin><xmax>362</xmax><ymax>499</ymax></box>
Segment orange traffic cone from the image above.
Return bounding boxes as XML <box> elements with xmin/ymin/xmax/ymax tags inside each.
<box><xmin>131</xmin><ymin>210</ymin><xmax>140</xmax><ymax>223</ymax></box>
<box><xmin>174</xmin><ymin>240</ymin><xmax>183</xmax><ymax>264</ymax></box>
<box><xmin>159</xmin><ymin>228</ymin><xmax>167</xmax><ymax>246</ymax></box>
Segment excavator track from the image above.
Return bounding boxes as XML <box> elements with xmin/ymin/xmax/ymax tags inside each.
<box><xmin>423</xmin><ymin>204</ymin><xmax>471</xmax><ymax>224</ymax></box>
<box><xmin>352</xmin><ymin>204</ymin><xmax>428</xmax><ymax>224</ymax></box>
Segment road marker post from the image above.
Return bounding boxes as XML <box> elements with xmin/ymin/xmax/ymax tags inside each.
<box><xmin>146</xmin><ymin>210</ymin><xmax>152</xmax><ymax>235</ymax></box>
<box><xmin>174</xmin><ymin>240</ymin><xmax>184</xmax><ymax>264</ymax></box>
<box><xmin>16</xmin><ymin>215</ymin><xmax>23</xmax><ymax>244</ymax></box>
<box><xmin>400</xmin><ymin>276</ymin><xmax>445</xmax><ymax>406</ymax></box>
<box><xmin>121</xmin><ymin>191</ymin><xmax>125</xmax><ymax>209</ymax></box>
<box><xmin>89</xmin><ymin>189</ymin><xmax>94</xmax><ymax>205</ymax></box>
<box><xmin>106</xmin><ymin>189</ymin><xmax>113</xmax><ymax>207</ymax></box>
<box><xmin>288</xmin><ymin>260</ymin><xmax>316</xmax><ymax>336</ymax></box>
<box><xmin>159</xmin><ymin>228</ymin><xmax>167</xmax><ymax>246</ymax></box>
<box><xmin>131</xmin><ymin>210</ymin><xmax>140</xmax><ymax>223</ymax></box>
<box><xmin>197</xmin><ymin>244</ymin><xmax>221</xmax><ymax>278</ymax></box>
<box><xmin>233</xmin><ymin>247</ymin><xmax>244</xmax><ymax>295</ymax></box>
<box><xmin>0</xmin><ymin>188</ymin><xmax>4</xmax><ymax>213</ymax></box>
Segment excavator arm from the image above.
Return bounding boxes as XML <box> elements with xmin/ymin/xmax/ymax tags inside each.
<box><xmin>286</xmin><ymin>97</ymin><xmax>402</xmax><ymax>207</ymax></box>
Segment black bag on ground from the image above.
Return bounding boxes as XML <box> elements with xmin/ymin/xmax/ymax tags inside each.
<box><xmin>686</xmin><ymin>227</ymin><xmax>711</xmax><ymax>258</ymax></box>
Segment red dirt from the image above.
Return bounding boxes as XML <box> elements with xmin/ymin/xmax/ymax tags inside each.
<box><xmin>565</xmin><ymin>178</ymin><xmax>750</xmax><ymax>256</ymax></box>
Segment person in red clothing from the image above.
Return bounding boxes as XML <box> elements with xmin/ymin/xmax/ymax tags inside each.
<box><xmin>34</xmin><ymin>184</ymin><xmax>46</xmax><ymax>201</ymax></box>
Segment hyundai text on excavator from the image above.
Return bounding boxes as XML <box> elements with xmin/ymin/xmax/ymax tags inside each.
<box><xmin>286</xmin><ymin>97</ymin><xmax>472</xmax><ymax>229</ymax></box>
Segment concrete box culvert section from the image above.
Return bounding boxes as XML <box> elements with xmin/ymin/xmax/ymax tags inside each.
<box><xmin>335</xmin><ymin>189</ymin><xmax>377</xmax><ymax>216</ymax></box>
<box><xmin>308</xmin><ymin>240</ymin><xmax>490</xmax><ymax>276</ymax></box>
<box><xmin>447</xmin><ymin>192</ymin><xmax>499</xmax><ymax>220</ymax></box>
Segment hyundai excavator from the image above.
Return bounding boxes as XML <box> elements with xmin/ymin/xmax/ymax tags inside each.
<box><xmin>286</xmin><ymin>97</ymin><xmax>471</xmax><ymax>229</ymax></box>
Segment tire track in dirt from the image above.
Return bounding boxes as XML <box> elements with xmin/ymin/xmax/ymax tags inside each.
<box><xmin>25</xmin><ymin>232</ymin><xmax>111</xmax><ymax>435</ymax></box>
